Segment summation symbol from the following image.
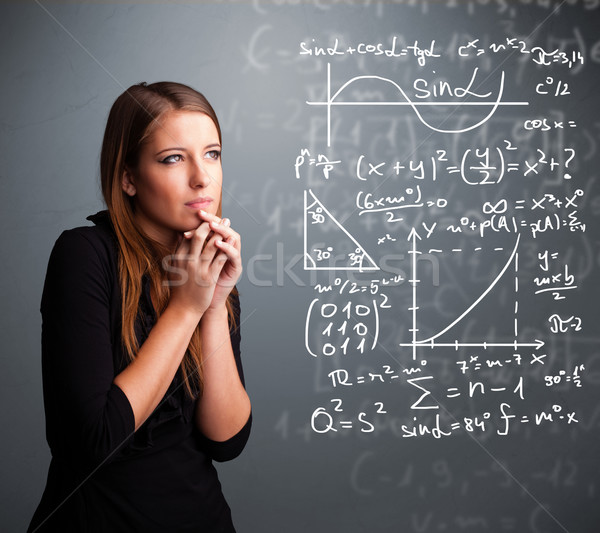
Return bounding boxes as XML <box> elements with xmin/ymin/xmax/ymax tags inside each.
<box><xmin>304</xmin><ymin>189</ymin><xmax>379</xmax><ymax>272</ymax></box>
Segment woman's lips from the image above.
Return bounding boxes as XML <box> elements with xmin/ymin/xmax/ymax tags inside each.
<box><xmin>185</xmin><ymin>198</ymin><xmax>213</xmax><ymax>209</ymax></box>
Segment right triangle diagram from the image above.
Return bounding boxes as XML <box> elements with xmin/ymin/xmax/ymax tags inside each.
<box><xmin>304</xmin><ymin>189</ymin><xmax>379</xmax><ymax>271</ymax></box>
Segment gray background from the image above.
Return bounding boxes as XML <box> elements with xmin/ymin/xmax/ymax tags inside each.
<box><xmin>2</xmin><ymin>1</ymin><xmax>600</xmax><ymax>532</ymax></box>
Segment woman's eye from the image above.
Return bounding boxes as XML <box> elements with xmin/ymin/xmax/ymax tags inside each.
<box><xmin>205</xmin><ymin>150</ymin><xmax>221</xmax><ymax>161</ymax></box>
<box><xmin>161</xmin><ymin>154</ymin><xmax>183</xmax><ymax>164</ymax></box>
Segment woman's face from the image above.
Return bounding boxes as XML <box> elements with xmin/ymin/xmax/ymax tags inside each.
<box><xmin>122</xmin><ymin>110</ymin><xmax>222</xmax><ymax>246</ymax></box>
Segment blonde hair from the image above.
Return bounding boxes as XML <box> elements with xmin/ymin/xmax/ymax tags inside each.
<box><xmin>100</xmin><ymin>81</ymin><xmax>237</xmax><ymax>397</ymax></box>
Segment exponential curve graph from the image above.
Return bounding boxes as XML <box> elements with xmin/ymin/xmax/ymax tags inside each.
<box><xmin>399</xmin><ymin>230</ymin><xmax>545</xmax><ymax>360</ymax></box>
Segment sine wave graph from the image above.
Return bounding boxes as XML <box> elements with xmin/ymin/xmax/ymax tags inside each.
<box><xmin>306</xmin><ymin>63</ymin><xmax>529</xmax><ymax>147</ymax></box>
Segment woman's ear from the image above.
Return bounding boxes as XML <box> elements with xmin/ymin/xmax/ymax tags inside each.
<box><xmin>122</xmin><ymin>167</ymin><xmax>136</xmax><ymax>197</ymax></box>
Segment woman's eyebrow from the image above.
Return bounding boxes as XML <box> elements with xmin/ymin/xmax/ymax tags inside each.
<box><xmin>156</xmin><ymin>147</ymin><xmax>185</xmax><ymax>156</ymax></box>
<box><xmin>155</xmin><ymin>143</ymin><xmax>221</xmax><ymax>156</ymax></box>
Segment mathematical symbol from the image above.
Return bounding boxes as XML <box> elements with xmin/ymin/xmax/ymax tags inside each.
<box><xmin>340</xmin><ymin>421</ymin><xmax>353</xmax><ymax>428</ymax></box>
<box><xmin>565</xmin><ymin>195</ymin><xmax>578</xmax><ymax>208</ymax></box>
<box><xmin>490</xmin><ymin>387</ymin><xmax>506</xmax><ymax>392</ymax></box>
<box><xmin>241</xmin><ymin>24</ymin><xmax>271</xmax><ymax>73</ymax></box>
<box><xmin>451</xmin><ymin>423</ymin><xmax>461</xmax><ymax>430</ymax></box>
<box><xmin>447</xmin><ymin>388</ymin><xmax>460</xmax><ymax>398</ymax></box>
<box><xmin>531</xmin><ymin>197</ymin><xmax>546</xmax><ymax>210</ymax></box>
<box><xmin>521</xmin><ymin>416</ymin><xmax>529</xmax><ymax>423</ymax></box>
<box><xmin>318</xmin><ymin>156</ymin><xmax>337</xmax><ymax>168</ymax></box>
<box><xmin>446</xmin><ymin>166</ymin><xmax>460</xmax><ymax>174</ymax></box>
<box><xmin>524</xmin><ymin>161</ymin><xmax>539</xmax><ymax>175</ymax></box>
<box><xmin>567</xmin><ymin>412</ymin><xmax>578</xmax><ymax>424</ymax></box>
<box><xmin>554</xmin><ymin>121</ymin><xmax>563</xmax><ymax>128</ymax></box>
<box><xmin>369</xmin><ymin>161</ymin><xmax>385</xmax><ymax>176</ymax></box>
<box><xmin>393</xmin><ymin>162</ymin><xmax>405</xmax><ymax>174</ymax></box>
<box><xmin>470</xmin><ymin>355</ymin><xmax>478</xmax><ymax>362</ymax></box>
<box><xmin>531</xmin><ymin>353</ymin><xmax>546</xmax><ymax>365</ymax></box>
<box><xmin>553</xmin><ymin>290</ymin><xmax>566</xmax><ymax>300</ymax></box>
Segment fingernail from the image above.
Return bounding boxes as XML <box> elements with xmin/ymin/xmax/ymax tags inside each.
<box><xmin>223</xmin><ymin>218</ymin><xmax>230</xmax><ymax>226</ymax></box>
<box><xmin>200</xmin><ymin>210</ymin><xmax>206</xmax><ymax>216</ymax></box>
<box><xmin>184</xmin><ymin>231</ymin><xmax>192</xmax><ymax>238</ymax></box>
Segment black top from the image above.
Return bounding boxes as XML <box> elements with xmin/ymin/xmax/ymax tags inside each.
<box><xmin>28</xmin><ymin>211</ymin><xmax>251</xmax><ymax>533</ymax></box>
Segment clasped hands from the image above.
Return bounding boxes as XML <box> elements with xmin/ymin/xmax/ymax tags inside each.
<box><xmin>165</xmin><ymin>210</ymin><xmax>242</xmax><ymax>318</ymax></box>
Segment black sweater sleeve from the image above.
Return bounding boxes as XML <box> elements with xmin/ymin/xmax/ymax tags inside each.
<box><xmin>41</xmin><ymin>229</ymin><xmax>135</xmax><ymax>468</ymax></box>
<box><xmin>196</xmin><ymin>290</ymin><xmax>252</xmax><ymax>462</ymax></box>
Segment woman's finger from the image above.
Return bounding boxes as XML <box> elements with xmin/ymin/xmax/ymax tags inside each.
<box><xmin>196</xmin><ymin>210</ymin><xmax>240</xmax><ymax>248</ymax></box>
<box><xmin>196</xmin><ymin>209</ymin><xmax>222</xmax><ymax>224</ymax></box>
<box><xmin>214</xmin><ymin>237</ymin><xmax>241</xmax><ymax>267</ymax></box>
<box><xmin>208</xmin><ymin>220</ymin><xmax>240</xmax><ymax>248</ymax></box>
<box><xmin>209</xmin><ymin>250</ymin><xmax>234</xmax><ymax>283</ymax></box>
<box><xmin>200</xmin><ymin>226</ymin><xmax>227</xmax><ymax>263</ymax></box>
<box><xmin>174</xmin><ymin>232</ymin><xmax>191</xmax><ymax>255</ymax></box>
<box><xmin>185</xmin><ymin>221</ymin><xmax>212</xmax><ymax>257</ymax></box>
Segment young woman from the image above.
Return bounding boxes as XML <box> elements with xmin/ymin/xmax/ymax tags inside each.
<box><xmin>28</xmin><ymin>82</ymin><xmax>252</xmax><ymax>532</ymax></box>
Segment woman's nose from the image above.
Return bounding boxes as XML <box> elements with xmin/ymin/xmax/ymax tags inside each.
<box><xmin>189</xmin><ymin>158</ymin><xmax>212</xmax><ymax>188</ymax></box>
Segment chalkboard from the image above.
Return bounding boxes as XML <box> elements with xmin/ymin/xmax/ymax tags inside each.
<box><xmin>2</xmin><ymin>1</ymin><xmax>600</xmax><ymax>532</ymax></box>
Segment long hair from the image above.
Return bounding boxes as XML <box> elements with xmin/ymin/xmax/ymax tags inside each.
<box><xmin>100</xmin><ymin>81</ymin><xmax>237</xmax><ymax>398</ymax></box>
